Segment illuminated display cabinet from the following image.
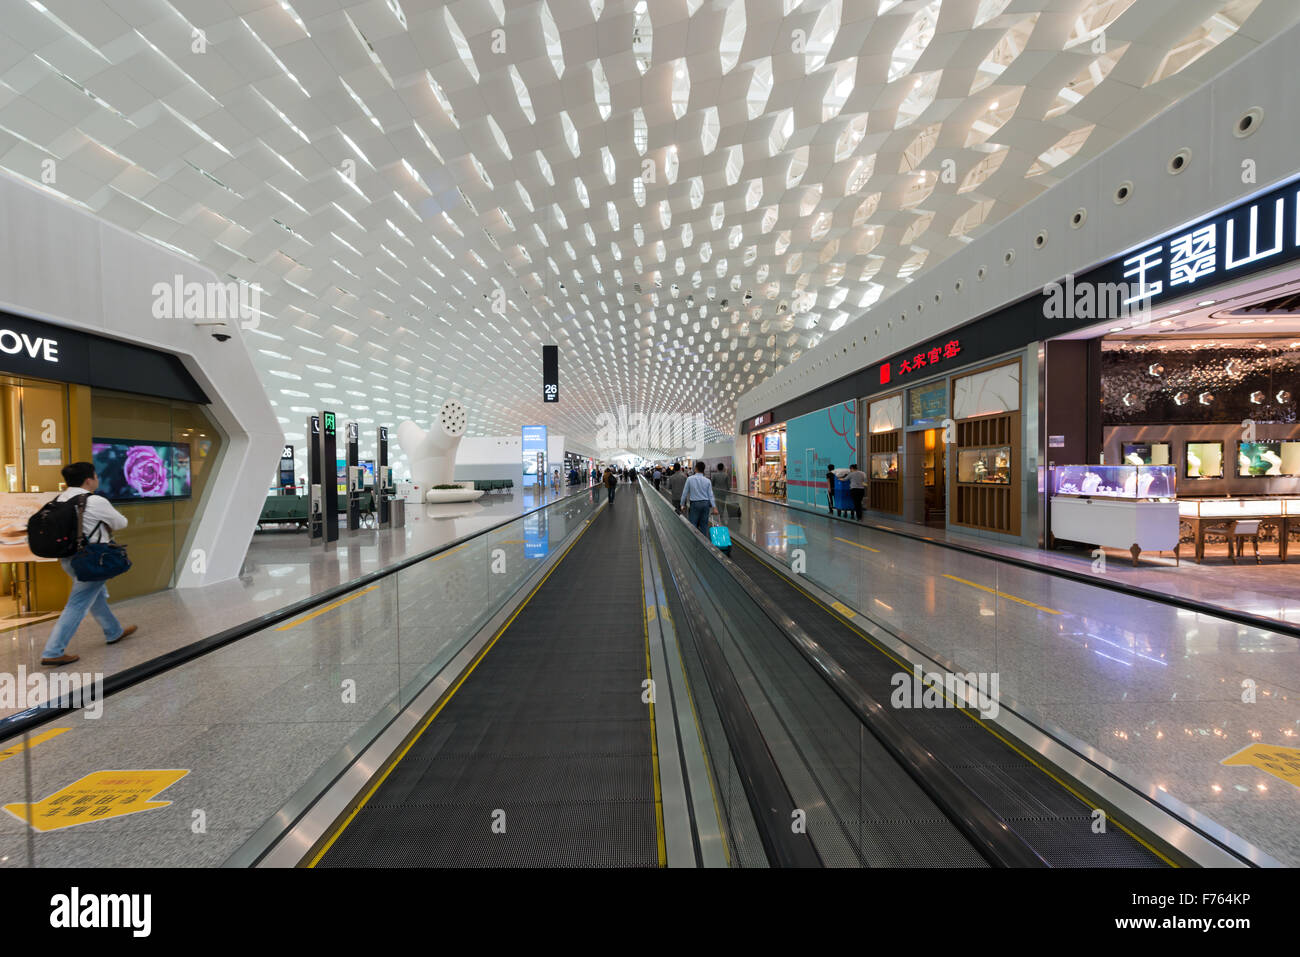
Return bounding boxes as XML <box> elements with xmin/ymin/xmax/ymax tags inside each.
<box><xmin>957</xmin><ymin>446</ymin><xmax>1011</xmax><ymax>485</ymax></box>
<box><xmin>1049</xmin><ymin>465</ymin><xmax>1176</xmax><ymax>500</ymax></box>
<box><xmin>1049</xmin><ymin>465</ymin><xmax>1180</xmax><ymax>565</ymax></box>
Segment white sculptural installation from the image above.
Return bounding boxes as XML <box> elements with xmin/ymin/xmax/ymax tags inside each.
<box><xmin>396</xmin><ymin>399</ymin><xmax>485</xmax><ymax>503</ymax></box>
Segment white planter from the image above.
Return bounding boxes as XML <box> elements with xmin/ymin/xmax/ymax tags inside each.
<box><xmin>424</xmin><ymin>488</ymin><xmax>485</xmax><ymax>504</ymax></box>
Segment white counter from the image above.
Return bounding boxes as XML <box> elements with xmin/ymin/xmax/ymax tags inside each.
<box><xmin>1050</xmin><ymin>497</ymin><xmax>1181</xmax><ymax>563</ymax></box>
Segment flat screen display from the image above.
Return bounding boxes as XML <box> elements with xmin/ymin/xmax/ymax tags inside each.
<box><xmin>1237</xmin><ymin>440</ymin><xmax>1300</xmax><ymax>477</ymax></box>
<box><xmin>91</xmin><ymin>439</ymin><xmax>192</xmax><ymax>501</ymax></box>
<box><xmin>1122</xmin><ymin>442</ymin><xmax>1171</xmax><ymax>466</ymax></box>
<box><xmin>1184</xmin><ymin>442</ymin><xmax>1224</xmax><ymax>479</ymax></box>
<box><xmin>764</xmin><ymin>433</ymin><xmax>781</xmax><ymax>453</ymax></box>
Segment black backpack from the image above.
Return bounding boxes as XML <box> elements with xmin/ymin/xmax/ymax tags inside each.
<box><xmin>27</xmin><ymin>496</ymin><xmax>84</xmax><ymax>558</ymax></box>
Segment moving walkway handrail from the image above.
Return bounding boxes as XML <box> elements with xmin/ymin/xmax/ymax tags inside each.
<box><xmin>645</xmin><ymin>482</ymin><xmax>1048</xmax><ymax>867</ymax></box>
<box><xmin>0</xmin><ymin>485</ymin><xmax>601</xmax><ymax>743</ymax></box>
<box><xmin>639</xmin><ymin>478</ymin><xmax>822</xmax><ymax>867</ymax></box>
<box><xmin>726</xmin><ymin>489</ymin><xmax>1300</xmax><ymax>641</ymax></box>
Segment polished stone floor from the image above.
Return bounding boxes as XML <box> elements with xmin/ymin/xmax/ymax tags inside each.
<box><xmin>729</xmin><ymin>491</ymin><xmax>1300</xmax><ymax>867</ymax></box>
<box><xmin>754</xmin><ymin>492</ymin><xmax>1300</xmax><ymax>627</ymax></box>
<box><xmin>0</xmin><ymin>484</ymin><xmax>593</xmax><ymax>718</ymax></box>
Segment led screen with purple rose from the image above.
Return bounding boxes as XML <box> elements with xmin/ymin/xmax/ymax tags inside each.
<box><xmin>91</xmin><ymin>440</ymin><xmax>192</xmax><ymax>501</ymax></box>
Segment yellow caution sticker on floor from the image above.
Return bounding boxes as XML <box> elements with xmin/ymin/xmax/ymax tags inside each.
<box><xmin>1221</xmin><ymin>744</ymin><xmax>1300</xmax><ymax>789</ymax></box>
<box><xmin>0</xmin><ymin>727</ymin><xmax>68</xmax><ymax>764</ymax></box>
<box><xmin>3</xmin><ymin>769</ymin><xmax>189</xmax><ymax>831</ymax></box>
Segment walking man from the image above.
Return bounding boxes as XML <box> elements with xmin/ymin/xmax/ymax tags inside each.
<box><xmin>40</xmin><ymin>462</ymin><xmax>137</xmax><ymax>666</ymax></box>
<box><xmin>681</xmin><ymin>461</ymin><xmax>719</xmax><ymax>534</ymax></box>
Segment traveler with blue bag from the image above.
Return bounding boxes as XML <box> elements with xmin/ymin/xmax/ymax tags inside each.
<box><xmin>28</xmin><ymin>461</ymin><xmax>136</xmax><ymax>666</ymax></box>
<box><xmin>681</xmin><ymin>461</ymin><xmax>720</xmax><ymax>536</ymax></box>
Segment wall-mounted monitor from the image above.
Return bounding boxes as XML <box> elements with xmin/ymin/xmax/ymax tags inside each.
<box><xmin>1122</xmin><ymin>442</ymin><xmax>1172</xmax><ymax>466</ymax></box>
<box><xmin>1184</xmin><ymin>441</ymin><xmax>1224</xmax><ymax>479</ymax></box>
<box><xmin>1237</xmin><ymin>440</ymin><xmax>1300</xmax><ymax>477</ymax></box>
<box><xmin>91</xmin><ymin>439</ymin><xmax>192</xmax><ymax>502</ymax></box>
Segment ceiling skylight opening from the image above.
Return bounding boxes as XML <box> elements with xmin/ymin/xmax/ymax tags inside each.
<box><xmin>1146</xmin><ymin>0</ymin><xmax>1261</xmax><ymax>86</ymax></box>
<box><xmin>386</xmin><ymin>0</ymin><xmax>407</xmax><ymax>29</ymax></box>
<box><xmin>1027</xmin><ymin>124</ymin><xmax>1096</xmax><ymax>176</ymax></box>
<box><xmin>888</xmin><ymin>0</ymin><xmax>940</xmax><ymax>82</ymax></box>
<box><xmin>822</xmin><ymin>57</ymin><xmax>858</xmax><ymax>121</ymax></box>
<box><xmin>747</xmin><ymin>58</ymin><xmax>774</xmax><ymax>119</ymax></box>
<box><xmin>970</xmin><ymin>14</ymin><xmax>1039</xmax><ymax>93</ymax></box>
<box><xmin>536</xmin><ymin>150</ymin><xmax>554</xmax><ymax>185</ymax></box>
<box><xmin>559</xmin><ymin>111</ymin><xmax>581</xmax><ymax>157</ymax></box>
<box><xmin>592</xmin><ymin>60</ymin><xmax>612</xmax><ymax>119</ymax></box>
<box><xmin>745</xmin><ymin>179</ymin><xmax>763</xmax><ymax>211</ymax></box>
<box><xmin>507</xmin><ymin>65</ymin><xmax>536</xmax><ymax>124</ymax></box>
<box><xmin>895</xmin><ymin>71</ymin><xmax>941</xmax><ymax>129</ymax></box>
<box><xmin>633</xmin><ymin>177</ymin><xmax>646</xmax><ymax>207</ymax></box>
<box><xmin>769</xmin><ymin>108</ymin><xmax>795</xmax><ymax>154</ymax></box>
<box><xmin>486</xmin><ymin>114</ymin><xmax>512</xmax><ymax>160</ymax></box>
<box><xmin>786</xmin><ymin>145</ymin><xmax>809</xmax><ymax>188</ymax></box>
<box><xmin>425</xmin><ymin>71</ymin><xmax>459</xmax><ymax>127</ymax></box>
<box><xmin>600</xmin><ymin>146</ymin><xmax>617</xmax><ymax>185</ymax></box>
<box><xmin>575</xmin><ymin>176</ymin><xmax>590</xmax><ymax>208</ymax></box>
<box><xmin>633</xmin><ymin>2</ymin><xmax>653</xmax><ymax>74</ymax></box>
<box><xmin>1065</xmin><ymin>0</ymin><xmax>1138</xmax><ymax>50</ymax></box>
<box><xmin>720</xmin><ymin>1</ymin><xmax>746</xmax><ymax>74</ymax></box>
<box><xmin>540</xmin><ymin>2</ymin><xmax>566</xmax><ymax>77</ymax></box>
<box><xmin>799</xmin><ymin>184</ymin><xmax>823</xmax><ymax>217</ymax></box>
<box><xmin>711</xmin><ymin>202</ymin><xmax>726</xmax><ymax>230</ymax></box>
<box><xmin>1046</xmin><ymin>45</ymin><xmax>1128</xmax><ymax>118</ymax></box>
<box><xmin>671</xmin><ymin>59</ymin><xmax>691</xmax><ymax>119</ymax></box>
<box><xmin>973</xmin><ymin>0</ymin><xmax>1014</xmax><ymax>28</ymax></box>
<box><xmin>846</xmin><ymin>154</ymin><xmax>876</xmax><ymax>194</ymax></box>
<box><xmin>834</xmin><ymin>114</ymin><xmax>868</xmax><ymax>162</ymax></box>
<box><xmin>805</xmin><ymin>0</ymin><xmax>843</xmax><ymax>73</ymax></box>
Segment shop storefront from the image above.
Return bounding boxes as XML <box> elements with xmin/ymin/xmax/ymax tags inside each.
<box><xmin>0</xmin><ymin>311</ymin><xmax>220</xmax><ymax>618</ymax></box>
<box><xmin>743</xmin><ymin>410</ymin><xmax>788</xmax><ymax>496</ymax></box>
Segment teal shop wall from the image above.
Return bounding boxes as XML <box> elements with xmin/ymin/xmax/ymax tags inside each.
<box><xmin>785</xmin><ymin>401</ymin><xmax>858</xmax><ymax>508</ymax></box>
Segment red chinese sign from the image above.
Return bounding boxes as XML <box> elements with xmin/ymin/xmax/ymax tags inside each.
<box><xmin>878</xmin><ymin>339</ymin><xmax>961</xmax><ymax>385</ymax></box>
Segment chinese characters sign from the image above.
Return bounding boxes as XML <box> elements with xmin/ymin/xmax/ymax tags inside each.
<box><xmin>879</xmin><ymin>339</ymin><xmax>961</xmax><ymax>385</ymax></box>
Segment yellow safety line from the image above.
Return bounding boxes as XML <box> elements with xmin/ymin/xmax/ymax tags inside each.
<box><xmin>773</xmin><ymin>566</ymin><xmax>1177</xmax><ymax>867</ymax></box>
<box><xmin>431</xmin><ymin>544</ymin><xmax>470</xmax><ymax>561</ymax></box>
<box><xmin>834</xmin><ymin>536</ymin><xmax>880</xmax><ymax>553</ymax></box>
<box><xmin>307</xmin><ymin>504</ymin><xmax>606</xmax><ymax>867</ymax></box>
<box><xmin>0</xmin><ymin>727</ymin><xmax>68</xmax><ymax>764</ymax></box>
<box><xmin>942</xmin><ymin>574</ymin><xmax>1061</xmax><ymax>616</ymax></box>
<box><xmin>275</xmin><ymin>586</ymin><xmax>379</xmax><ymax>631</ymax></box>
<box><xmin>640</xmin><ymin>509</ymin><xmax>667</xmax><ymax>867</ymax></box>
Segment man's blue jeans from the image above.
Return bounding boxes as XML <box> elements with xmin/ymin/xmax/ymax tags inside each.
<box><xmin>607</xmin><ymin>484</ymin><xmax>616</xmax><ymax>503</ymax></box>
<box><xmin>41</xmin><ymin>559</ymin><xmax>124</xmax><ymax>658</ymax></box>
<box><xmin>688</xmin><ymin>500</ymin><xmax>711</xmax><ymax>533</ymax></box>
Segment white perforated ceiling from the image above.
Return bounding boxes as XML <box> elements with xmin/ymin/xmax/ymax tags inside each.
<box><xmin>1</xmin><ymin>0</ymin><xmax>1294</xmax><ymax>458</ymax></box>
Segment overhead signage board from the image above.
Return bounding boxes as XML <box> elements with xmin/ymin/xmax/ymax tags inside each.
<box><xmin>543</xmin><ymin>344</ymin><xmax>558</xmax><ymax>403</ymax></box>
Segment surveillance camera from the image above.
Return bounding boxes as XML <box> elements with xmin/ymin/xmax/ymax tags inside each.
<box><xmin>212</xmin><ymin>332</ymin><xmax>231</xmax><ymax>342</ymax></box>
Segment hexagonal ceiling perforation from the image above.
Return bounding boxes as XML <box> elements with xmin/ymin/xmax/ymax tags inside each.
<box><xmin>0</xmin><ymin>0</ymin><xmax>1292</xmax><ymax>459</ymax></box>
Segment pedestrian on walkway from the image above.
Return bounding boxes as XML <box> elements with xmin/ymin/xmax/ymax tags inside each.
<box><xmin>604</xmin><ymin>467</ymin><xmax>617</xmax><ymax>504</ymax></box>
<box><xmin>681</xmin><ymin>461</ymin><xmax>718</xmax><ymax>534</ymax></box>
<box><xmin>668</xmin><ymin>464</ymin><xmax>688</xmax><ymax>513</ymax></box>
<box><xmin>39</xmin><ymin>462</ymin><xmax>137</xmax><ymax>666</ymax></box>
<box><xmin>848</xmin><ymin>463</ymin><xmax>867</xmax><ymax>520</ymax></box>
<box><xmin>825</xmin><ymin>463</ymin><xmax>836</xmax><ymax>513</ymax></box>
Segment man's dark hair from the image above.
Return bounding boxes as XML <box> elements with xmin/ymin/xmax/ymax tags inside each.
<box><xmin>716</xmin><ymin>463</ymin><xmax>725</xmax><ymax>471</ymax></box>
<box><xmin>850</xmin><ymin>463</ymin><xmax>858</xmax><ymax>470</ymax></box>
<box><xmin>62</xmin><ymin>461</ymin><xmax>96</xmax><ymax>488</ymax></box>
<box><xmin>695</xmin><ymin>461</ymin><xmax>706</xmax><ymax>472</ymax></box>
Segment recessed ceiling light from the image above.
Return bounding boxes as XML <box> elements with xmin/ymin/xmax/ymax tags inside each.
<box><xmin>1198</xmin><ymin>300</ymin><xmax>1216</xmax><ymax>306</ymax></box>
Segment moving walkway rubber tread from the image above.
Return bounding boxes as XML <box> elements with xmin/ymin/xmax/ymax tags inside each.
<box><xmin>725</xmin><ymin>544</ymin><xmax>1164</xmax><ymax>867</ymax></box>
<box><xmin>317</xmin><ymin>486</ymin><xmax>658</xmax><ymax>867</ymax></box>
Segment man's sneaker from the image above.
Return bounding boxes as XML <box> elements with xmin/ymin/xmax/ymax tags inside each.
<box><xmin>106</xmin><ymin>625</ymin><xmax>137</xmax><ymax>646</ymax></box>
<box><xmin>41</xmin><ymin>654</ymin><xmax>79</xmax><ymax>666</ymax></box>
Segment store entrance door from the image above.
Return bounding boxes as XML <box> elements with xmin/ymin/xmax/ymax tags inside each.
<box><xmin>923</xmin><ymin>428</ymin><xmax>945</xmax><ymax>526</ymax></box>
